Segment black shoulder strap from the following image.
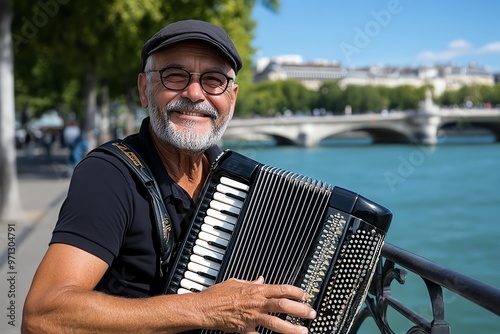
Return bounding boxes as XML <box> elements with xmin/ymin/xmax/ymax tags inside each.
<box><xmin>92</xmin><ymin>139</ymin><xmax>174</xmax><ymax>278</ymax></box>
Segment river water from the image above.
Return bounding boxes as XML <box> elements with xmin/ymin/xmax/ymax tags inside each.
<box><xmin>223</xmin><ymin>136</ymin><xmax>500</xmax><ymax>333</ymax></box>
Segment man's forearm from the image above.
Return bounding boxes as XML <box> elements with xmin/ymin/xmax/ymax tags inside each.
<box><xmin>23</xmin><ymin>277</ymin><xmax>314</xmax><ymax>334</ymax></box>
<box><xmin>22</xmin><ymin>288</ymin><xmax>204</xmax><ymax>334</ymax></box>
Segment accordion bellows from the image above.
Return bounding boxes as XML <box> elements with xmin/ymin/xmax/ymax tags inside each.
<box><xmin>165</xmin><ymin>150</ymin><xmax>393</xmax><ymax>334</ymax></box>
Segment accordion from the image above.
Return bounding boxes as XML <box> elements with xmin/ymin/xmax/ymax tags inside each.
<box><xmin>165</xmin><ymin>150</ymin><xmax>392</xmax><ymax>334</ymax></box>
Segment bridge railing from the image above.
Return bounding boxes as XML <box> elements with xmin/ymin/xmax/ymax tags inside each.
<box><xmin>350</xmin><ymin>243</ymin><xmax>500</xmax><ymax>334</ymax></box>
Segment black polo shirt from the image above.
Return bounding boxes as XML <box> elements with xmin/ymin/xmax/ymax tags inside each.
<box><xmin>51</xmin><ymin>117</ymin><xmax>222</xmax><ymax>297</ymax></box>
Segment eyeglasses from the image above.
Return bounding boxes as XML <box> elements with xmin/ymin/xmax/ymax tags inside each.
<box><xmin>146</xmin><ymin>66</ymin><xmax>234</xmax><ymax>95</ymax></box>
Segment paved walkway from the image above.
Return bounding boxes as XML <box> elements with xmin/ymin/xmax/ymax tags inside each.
<box><xmin>0</xmin><ymin>145</ymin><xmax>71</xmax><ymax>333</ymax></box>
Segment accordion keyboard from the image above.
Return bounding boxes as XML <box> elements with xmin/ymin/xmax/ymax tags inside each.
<box><xmin>177</xmin><ymin>177</ymin><xmax>250</xmax><ymax>294</ymax></box>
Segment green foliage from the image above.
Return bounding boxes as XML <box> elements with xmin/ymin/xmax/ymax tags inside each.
<box><xmin>11</xmin><ymin>0</ymin><xmax>275</xmax><ymax>122</ymax></box>
<box><xmin>236</xmin><ymin>80</ymin><xmax>500</xmax><ymax>117</ymax></box>
<box><xmin>438</xmin><ymin>84</ymin><xmax>500</xmax><ymax>106</ymax></box>
<box><xmin>236</xmin><ymin>80</ymin><xmax>316</xmax><ymax>116</ymax></box>
<box><xmin>316</xmin><ymin>81</ymin><xmax>343</xmax><ymax>113</ymax></box>
<box><xmin>343</xmin><ymin>85</ymin><xmax>383</xmax><ymax>112</ymax></box>
<box><xmin>491</xmin><ymin>85</ymin><xmax>500</xmax><ymax>105</ymax></box>
<box><xmin>439</xmin><ymin>89</ymin><xmax>461</xmax><ymax>106</ymax></box>
<box><xmin>384</xmin><ymin>85</ymin><xmax>427</xmax><ymax>110</ymax></box>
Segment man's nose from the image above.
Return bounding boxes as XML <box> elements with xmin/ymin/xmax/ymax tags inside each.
<box><xmin>181</xmin><ymin>77</ymin><xmax>205</xmax><ymax>102</ymax></box>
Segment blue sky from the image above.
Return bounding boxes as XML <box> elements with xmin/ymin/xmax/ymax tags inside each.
<box><xmin>251</xmin><ymin>0</ymin><xmax>500</xmax><ymax>72</ymax></box>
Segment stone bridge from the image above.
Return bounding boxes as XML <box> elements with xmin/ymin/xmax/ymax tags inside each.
<box><xmin>223</xmin><ymin>98</ymin><xmax>500</xmax><ymax>146</ymax></box>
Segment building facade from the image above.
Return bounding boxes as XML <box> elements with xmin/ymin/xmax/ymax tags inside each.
<box><xmin>253</xmin><ymin>56</ymin><xmax>495</xmax><ymax>96</ymax></box>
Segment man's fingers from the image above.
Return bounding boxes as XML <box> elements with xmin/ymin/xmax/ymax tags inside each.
<box><xmin>253</xmin><ymin>276</ymin><xmax>265</xmax><ymax>284</ymax></box>
<box><xmin>257</xmin><ymin>313</ymin><xmax>309</xmax><ymax>334</ymax></box>
<box><xmin>265</xmin><ymin>298</ymin><xmax>316</xmax><ymax>320</ymax></box>
<box><xmin>260</xmin><ymin>283</ymin><xmax>309</xmax><ymax>302</ymax></box>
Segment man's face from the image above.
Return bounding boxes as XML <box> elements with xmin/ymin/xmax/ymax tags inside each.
<box><xmin>139</xmin><ymin>41</ymin><xmax>239</xmax><ymax>154</ymax></box>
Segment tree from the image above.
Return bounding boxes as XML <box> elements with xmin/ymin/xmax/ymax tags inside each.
<box><xmin>11</xmin><ymin>0</ymin><xmax>279</xmax><ymax>138</ymax></box>
<box><xmin>236</xmin><ymin>79</ymin><xmax>316</xmax><ymax>117</ymax></box>
<box><xmin>439</xmin><ymin>89</ymin><xmax>461</xmax><ymax>106</ymax></box>
<box><xmin>385</xmin><ymin>85</ymin><xmax>426</xmax><ymax>110</ymax></box>
<box><xmin>316</xmin><ymin>81</ymin><xmax>344</xmax><ymax>114</ymax></box>
<box><xmin>2</xmin><ymin>0</ymin><xmax>280</xmax><ymax>218</ymax></box>
<box><xmin>0</xmin><ymin>0</ymin><xmax>22</xmax><ymax>220</ymax></box>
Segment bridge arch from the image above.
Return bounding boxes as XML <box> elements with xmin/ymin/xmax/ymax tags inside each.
<box><xmin>439</xmin><ymin>121</ymin><xmax>500</xmax><ymax>141</ymax></box>
<box><xmin>356</xmin><ymin>127</ymin><xmax>413</xmax><ymax>143</ymax></box>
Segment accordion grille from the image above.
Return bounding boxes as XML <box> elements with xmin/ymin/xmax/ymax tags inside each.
<box><xmin>221</xmin><ymin>165</ymin><xmax>332</xmax><ymax>285</ymax></box>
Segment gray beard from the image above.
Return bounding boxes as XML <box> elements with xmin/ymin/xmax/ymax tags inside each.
<box><xmin>149</xmin><ymin>98</ymin><xmax>230</xmax><ymax>155</ymax></box>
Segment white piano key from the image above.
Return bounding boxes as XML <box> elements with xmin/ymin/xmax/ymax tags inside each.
<box><xmin>185</xmin><ymin>270</ymin><xmax>216</xmax><ymax>287</ymax></box>
<box><xmin>193</xmin><ymin>244</ymin><xmax>224</xmax><ymax>261</ymax></box>
<box><xmin>177</xmin><ymin>288</ymin><xmax>192</xmax><ymax>294</ymax></box>
<box><xmin>190</xmin><ymin>253</ymin><xmax>221</xmax><ymax>271</ymax></box>
<box><xmin>220</xmin><ymin>176</ymin><xmax>250</xmax><ymax>192</ymax></box>
<box><xmin>216</xmin><ymin>183</ymin><xmax>247</xmax><ymax>199</ymax></box>
<box><xmin>198</xmin><ymin>231</ymin><xmax>228</xmax><ymax>247</ymax></box>
<box><xmin>213</xmin><ymin>192</ymin><xmax>244</xmax><ymax>208</ymax></box>
<box><xmin>201</xmin><ymin>224</ymin><xmax>231</xmax><ymax>241</ymax></box>
<box><xmin>210</xmin><ymin>200</ymin><xmax>241</xmax><ymax>215</ymax></box>
<box><xmin>207</xmin><ymin>208</ymin><xmax>237</xmax><ymax>225</ymax></box>
<box><xmin>187</xmin><ymin>261</ymin><xmax>219</xmax><ymax>278</ymax></box>
<box><xmin>180</xmin><ymin>278</ymin><xmax>207</xmax><ymax>292</ymax></box>
<box><xmin>204</xmin><ymin>216</ymin><xmax>235</xmax><ymax>232</ymax></box>
<box><xmin>195</xmin><ymin>240</ymin><xmax>225</xmax><ymax>256</ymax></box>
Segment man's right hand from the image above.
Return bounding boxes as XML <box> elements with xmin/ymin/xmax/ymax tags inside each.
<box><xmin>192</xmin><ymin>276</ymin><xmax>316</xmax><ymax>334</ymax></box>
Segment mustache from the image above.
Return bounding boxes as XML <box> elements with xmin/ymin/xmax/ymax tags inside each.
<box><xmin>164</xmin><ymin>100</ymin><xmax>219</xmax><ymax>119</ymax></box>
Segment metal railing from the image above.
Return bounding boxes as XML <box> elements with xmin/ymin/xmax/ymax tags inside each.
<box><xmin>350</xmin><ymin>243</ymin><xmax>500</xmax><ymax>334</ymax></box>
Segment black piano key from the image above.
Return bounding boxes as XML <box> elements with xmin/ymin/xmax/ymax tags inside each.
<box><xmin>208</xmin><ymin>241</ymin><xmax>227</xmax><ymax>251</ymax></box>
<box><xmin>204</xmin><ymin>255</ymin><xmax>223</xmax><ymax>264</ymax></box>
<box><xmin>221</xmin><ymin>209</ymin><xmax>239</xmax><ymax>218</ymax></box>
<box><xmin>213</xmin><ymin>225</ymin><xmax>233</xmax><ymax>235</ymax></box>
<box><xmin>197</xmin><ymin>271</ymin><xmax>217</xmax><ymax>281</ymax></box>
<box><xmin>225</xmin><ymin>192</ymin><xmax>246</xmax><ymax>202</ymax></box>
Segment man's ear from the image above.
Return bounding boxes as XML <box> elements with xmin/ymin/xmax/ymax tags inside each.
<box><xmin>228</xmin><ymin>83</ymin><xmax>239</xmax><ymax>120</ymax></box>
<box><xmin>138</xmin><ymin>73</ymin><xmax>148</xmax><ymax>108</ymax></box>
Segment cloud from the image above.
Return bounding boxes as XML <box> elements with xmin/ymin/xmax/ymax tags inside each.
<box><xmin>416</xmin><ymin>39</ymin><xmax>500</xmax><ymax>63</ymax></box>
<box><xmin>448</xmin><ymin>39</ymin><xmax>473</xmax><ymax>50</ymax></box>
<box><xmin>478</xmin><ymin>42</ymin><xmax>500</xmax><ymax>54</ymax></box>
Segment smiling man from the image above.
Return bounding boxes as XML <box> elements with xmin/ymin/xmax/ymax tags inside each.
<box><xmin>22</xmin><ymin>20</ymin><xmax>316</xmax><ymax>334</ymax></box>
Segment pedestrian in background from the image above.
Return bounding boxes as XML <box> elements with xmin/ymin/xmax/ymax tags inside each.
<box><xmin>67</xmin><ymin>132</ymin><xmax>89</xmax><ymax>175</ymax></box>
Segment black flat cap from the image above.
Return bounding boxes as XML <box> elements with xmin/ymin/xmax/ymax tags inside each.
<box><xmin>141</xmin><ymin>19</ymin><xmax>242</xmax><ymax>74</ymax></box>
